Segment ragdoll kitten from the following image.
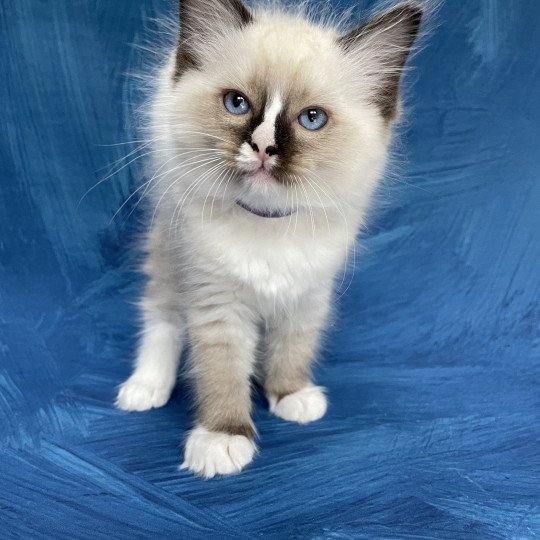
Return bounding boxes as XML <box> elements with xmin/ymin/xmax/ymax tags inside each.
<box><xmin>116</xmin><ymin>0</ymin><xmax>423</xmax><ymax>477</ymax></box>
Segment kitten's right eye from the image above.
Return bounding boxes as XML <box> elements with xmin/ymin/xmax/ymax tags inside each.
<box><xmin>223</xmin><ymin>91</ymin><xmax>251</xmax><ymax>115</ymax></box>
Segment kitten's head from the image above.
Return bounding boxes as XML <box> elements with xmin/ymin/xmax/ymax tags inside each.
<box><xmin>155</xmin><ymin>0</ymin><xmax>423</xmax><ymax>216</ymax></box>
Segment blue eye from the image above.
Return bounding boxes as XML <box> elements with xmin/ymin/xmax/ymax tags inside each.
<box><xmin>223</xmin><ymin>91</ymin><xmax>251</xmax><ymax>115</ymax></box>
<box><xmin>298</xmin><ymin>108</ymin><xmax>328</xmax><ymax>131</ymax></box>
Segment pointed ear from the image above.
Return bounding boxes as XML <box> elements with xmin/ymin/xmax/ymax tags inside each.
<box><xmin>175</xmin><ymin>0</ymin><xmax>252</xmax><ymax>78</ymax></box>
<box><xmin>338</xmin><ymin>2</ymin><xmax>423</xmax><ymax>120</ymax></box>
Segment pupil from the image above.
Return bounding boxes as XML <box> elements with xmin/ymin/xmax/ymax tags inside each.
<box><xmin>308</xmin><ymin>109</ymin><xmax>318</xmax><ymax>122</ymax></box>
<box><xmin>233</xmin><ymin>95</ymin><xmax>243</xmax><ymax>107</ymax></box>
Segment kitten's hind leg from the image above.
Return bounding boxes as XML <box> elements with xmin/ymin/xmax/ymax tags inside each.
<box><xmin>116</xmin><ymin>305</ymin><xmax>184</xmax><ymax>412</ymax></box>
<box><xmin>264</xmin><ymin>290</ymin><xmax>331</xmax><ymax>424</ymax></box>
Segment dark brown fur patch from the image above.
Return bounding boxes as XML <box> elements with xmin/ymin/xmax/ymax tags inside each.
<box><xmin>272</xmin><ymin>107</ymin><xmax>301</xmax><ymax>184</ymax></box>
<box><xmin>175</xmin><ymin>49</ymin><xmax>197</xmax><ymax>80</ymax></box>
<box><xmin>211</xmin><ymin>421</ymin><xmax>256</xmax><ymax>439</ymax></box>
<box><xmin>231</xmin><ymin>89</ymin><xmax>268</xmax><ymax>148</ymax></box>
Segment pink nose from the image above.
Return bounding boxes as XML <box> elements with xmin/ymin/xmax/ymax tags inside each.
<box><xmin>249</xmin><ymin>141</ymin><xmax>278</xmax><ymax>161</ymax></box>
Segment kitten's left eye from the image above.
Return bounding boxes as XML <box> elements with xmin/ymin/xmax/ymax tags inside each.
<box><xmin>298</xmin><ymin>108</ymin><xmax>328</xmax><ymax>131</ymax></box>
<box><xmin>223</xmin><ymin>91</ymin><xmax>251</xmax><ymax>115</ymax></box>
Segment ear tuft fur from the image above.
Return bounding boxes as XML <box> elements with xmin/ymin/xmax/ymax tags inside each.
<box><xmin>175</xmin><ymin>0</ymin><xmax>252</xmax><ymax>79</ymax></box>
<box><xmin>338</xmin><ymin>2</ymin><xmax>424</xmax><ymax>120</ymax></box>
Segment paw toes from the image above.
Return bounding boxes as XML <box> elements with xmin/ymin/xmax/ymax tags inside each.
<box><xmin>181</xmin><ymin>426</ymin><xmax>256</xmax><ymax>478</ymax></box>
<box><xmin>269</xmin><ymin>385</ymin><xmax>327</xmax><ymax>424</ymax></box>
<box><xmin>116</xmin><ymin>378</ymin><xmax>173</xmax><ymax>412</ymax></box>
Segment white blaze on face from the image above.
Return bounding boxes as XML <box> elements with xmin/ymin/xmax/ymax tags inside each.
<box><xmin>251</xmin><ymin>92</ymin><xmax>283</xmax><ymax>153</ymax></box>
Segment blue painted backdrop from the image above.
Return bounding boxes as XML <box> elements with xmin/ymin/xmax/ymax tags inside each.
<box><xmin>1</xmin><ymin>1</ymin><xmax>539</xmax><ymax>538</ymax></box>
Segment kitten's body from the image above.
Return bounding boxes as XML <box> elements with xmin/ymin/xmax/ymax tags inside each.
<box><xmin>116</xmin><ymin>0</ymin><xmax>423</xmax><ymax>477</ymax></box>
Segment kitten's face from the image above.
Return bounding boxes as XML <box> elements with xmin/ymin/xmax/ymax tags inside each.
<box><xmin>162</xmin><ymin>1</ymin><xmax>422</xmax><ymax>213</ymax></box>
<box><xmin>180</xmin><ymin>18</ymin><xmax>368</xmax><ymax>202</ymax></box>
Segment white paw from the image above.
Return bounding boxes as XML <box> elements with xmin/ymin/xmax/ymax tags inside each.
<box><xmin>269</xmin><ymin>385</ymin><xmax>327</xmax><ymax>424</ymax></box>
<box><xmin>180</xmin><ymin>426</ymin><xmax>256</xmax><ymax>478</ymax></box>
<box><xmin>115</xmin><ymin>376</ymin><xmax>174</xmax><ymax>412</ymax></box>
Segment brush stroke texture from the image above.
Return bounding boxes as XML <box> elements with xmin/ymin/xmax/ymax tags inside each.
<box><xmin>1</xmin><ymin>0</ymin><xmax>539</xmax><ymax>538</ymax></box>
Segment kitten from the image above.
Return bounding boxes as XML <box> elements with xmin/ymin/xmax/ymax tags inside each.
<box><xmin>116</xmin><ymin>0</ymin><xmax>423</xmax><ymax>477</ymax></box>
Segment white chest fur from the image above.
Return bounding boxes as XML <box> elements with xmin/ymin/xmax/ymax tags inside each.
<box><xmin>182</xmin><ymin>203</ymin><xmax>351</xmax><ymax>307</ymax></box>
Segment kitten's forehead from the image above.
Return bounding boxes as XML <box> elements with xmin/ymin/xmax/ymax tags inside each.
<box><xmin>248</xmin><ymin>16</ymin><xmax>337</xmax><ymax>64</ymax></box>
<box><xmin>219</xmin><ymin>16</ymin><xmax>344</xmax><ymax>103</ymax></box>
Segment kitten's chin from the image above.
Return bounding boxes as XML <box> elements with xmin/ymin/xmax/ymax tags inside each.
<box><xmin>244</xmin><ymin>168</ymin><xmax>277</xmax><ymax>183</ymax></box>
<box><xmin>235</xmin><ymin>166</ymin><xmax>292</xmax><ymax>214</ymax></box>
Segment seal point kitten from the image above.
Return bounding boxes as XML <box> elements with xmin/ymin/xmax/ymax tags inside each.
<box><xmin>116</xmin><ymin>0</ymin><xmax>424</xmax><ymax>478</ymax></box>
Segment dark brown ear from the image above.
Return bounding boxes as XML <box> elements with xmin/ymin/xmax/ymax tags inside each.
<box><xmin>339</xmin><ymin>2</ymin><xmax>423</xmax><ymax>120</ymax></box>
<box><xmin>175</xmin><ymin>0</ymin><xmax>252</xmax><ymax>79</ymax></box>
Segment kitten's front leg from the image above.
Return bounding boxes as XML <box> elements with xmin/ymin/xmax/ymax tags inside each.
<box><xmin>181</xmin><ymin>299</ymin><xmax>258</xmax><ymax>478</ymax></box>
<box><xmin>116</xmin><ymin>234</ymin><xmax>185</xmax><ymax>412</ymax></box>
<box><xmin>264</xmin><ymin>290</ymin><xmax>331</xmax><ymax>424</ymax></box>
<box><xmin>116</xmin><ymin>305</ymin><xmax>184</xmax><ymax>412</ymax></box>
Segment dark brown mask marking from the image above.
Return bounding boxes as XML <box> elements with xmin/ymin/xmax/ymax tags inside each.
<box><xmin>272</xmin><ymin>108</ymin><xmax>300</xmax><ymax>183</ymax></box>
<box><xmin>227</xmin><ymin>89</ymin><xmax>267</xmax><ymax>154</ymax></box>
<box><xmin>235</xmin><ymin>95</ymin><xmax>300</xmax><ymax>185</ymax></box>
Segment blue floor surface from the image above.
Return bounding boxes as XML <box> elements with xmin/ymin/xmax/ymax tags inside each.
<box><xmin>1</xmin><ymin>1</ymin><xmax>539</xmax><ymax>538</ymax></box>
